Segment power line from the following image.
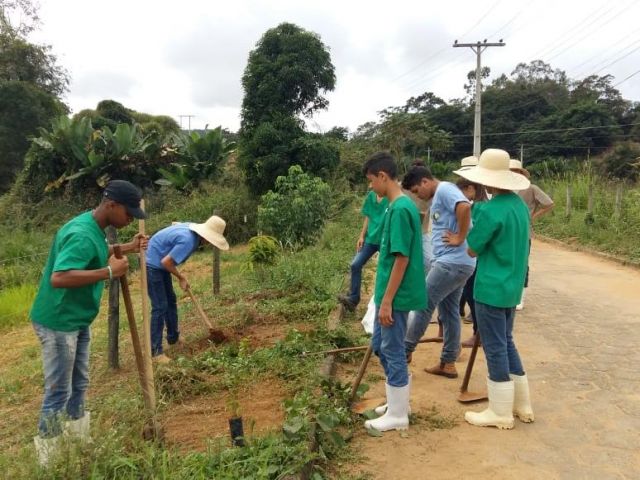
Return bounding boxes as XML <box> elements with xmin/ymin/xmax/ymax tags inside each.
<box><xmin>546</xmin><ymin>1</ymin><xmax>639</xmax><ymax>63</ymax></box>
<box><xmin>613</xmin><ymin>68</ymin><xmax>640</xmax><ymax>87</ymax></box>
<box><xmin>448</xmin><ymin>121</ymin><xmax>640</xmax><ymax>138</ymax></box>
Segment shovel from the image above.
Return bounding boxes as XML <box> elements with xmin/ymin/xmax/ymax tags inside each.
<box><xmin>457</xmin><ymin>333</ymin><xmax>487</xmax><ymax>403</ymax></box>
<box><xmin>185</xmin><ymin>285</ymin><xmax>227</xmax><ymax>344</ymax></box>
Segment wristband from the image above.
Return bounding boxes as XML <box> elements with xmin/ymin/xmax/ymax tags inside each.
<box><xmin>107</xmin><ymin>265</ymin><xmax>113</xmax><ymax>281</ymax></box>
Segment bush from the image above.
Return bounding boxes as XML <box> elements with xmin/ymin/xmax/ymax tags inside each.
<box><xmin>258</xmin><ymin>165</ymin><xmax>331</xmax><ymax>247</ymax></box>
<box><xmin>248</xmin><ymin>235</ymin><xmax>280</xmax><ymax>268</ymax></box>
<box><xmin>598</xmin><ymin>142</ymin><xmax>640</xmax><ymax>182</ymax></box>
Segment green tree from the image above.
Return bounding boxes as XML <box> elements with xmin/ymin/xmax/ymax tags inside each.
<box><xmin>0</xmin><ymin>13</ymin><xmax>69</xmax><ymax>193</ymax></box>
<box><xmin>0</xmin><ymin>80</ymin><xmax>66</xmax><ymax>192</ymax></box>
<box><xmin>239</xmin><ymin>23</ymin><xmax>336</xmax><ymax>194</ymax></box>
<box><xmin>240</xmin><ymin>22</ymin><xmax>336</xmax><ymax>132</ymax></box>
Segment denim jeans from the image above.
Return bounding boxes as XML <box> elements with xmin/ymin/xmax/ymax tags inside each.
<box><xmin>371</xmin><ymin>308</ymin><xmax>409</xmax><ymax>387</ymax></box>
<box><xmin>346</xmin><ymin>242</ymin><xmax>379</xmax><ymax>305</ymax></box>
<box><xmin>462</xmin><ymin>268</ymin><xmax>477</xmax><ymax>334</ymax></box>
<box><xmin>475</xmin><ymin>302</ymin><xmax>525</xmax><ymax>382</ymax></box>
<box><xmin>405</xmin><ymin>261</ymin><xmax>475</xmax><ymax>363</ymax></box>
<box><xmin>422</xmin><ymin>232</ymin><xmax>433</xmax><ymax>271</ymax></box>
<box><xmin>147</xmin><ymin>266</ymin><xmax>179</xmax><ymax>356</ymax></box>
<box><xmin>33</xmin><ymin>322</ymin><xmax>90</xmax><ymax>437</ymax></box>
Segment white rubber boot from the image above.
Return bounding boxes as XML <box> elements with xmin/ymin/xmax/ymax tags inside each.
<box><xmin>374</xmin><ymin>375</ymin><xmax>411</xmax><ymax>416</ymax></box>
<box><xmin>511</xmin><ymin>374</ymin><xmax>534</xmax><ymax>422</ymax></box>
<box><xmin>64</xmin><ymin>411</ymin><xmax>91</xmax><ymax>441</ymax></box>
<box><xmin>33</xmin><ymin>435</ymin><xmax>60</xmax><ymax>467</ymax></box>
<box><xmin>365</xmin><ymin>383</ymin><xmax>410</xmax><ymax>432</ymax></box>
<box><xmin>465</xmin><ymin>378</ymin><xmax>515</xmax><ymax>429</ymax></box>
<box><xmin>516</xmin><ymin>289</ymin><xmax>526</xmax><ymax>311</ymax></box>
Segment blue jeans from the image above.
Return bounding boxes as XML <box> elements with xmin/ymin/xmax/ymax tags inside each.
<box><xmin>147</xmin><ymin>266</ymin><xmax>179</xmax><ymax>356</ymax></box>
<box><xmin>346</xmin><ymin>242</ymin><xmax>379</xmax><ymax>305</ymax></box>
<box><xmin>33</xmin><ymin>322</ymin><xmax>90</xmax><ymax>437</ymax></box>
<box><xmin>422</xmin><ymin>232</ymin><xmax>433</xmax><ymax>271</ymax></box>
<box><xmin>405</xmin><ymin>261</ymin><xmax>475</xmax><ymax>363</ymax></box>
<box><xmin>475</xmin><ymin>302</ymin><xmax>525</xmax><ymax>382</ymax></box>
<box><xmin>371</xmin><ymin>308</ymin><xmax>409</xmax><ymax>387</ymax></box>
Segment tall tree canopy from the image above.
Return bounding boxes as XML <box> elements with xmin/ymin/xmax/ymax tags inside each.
<box><xmin>239</xmin><ymin>23</ymin><xmax>338</xmax><ymax>194</ymax></box>
<box><xmin>0</xmin><ymin>1</ymin><xmax>69</xmax><ymax>193</ymax></box>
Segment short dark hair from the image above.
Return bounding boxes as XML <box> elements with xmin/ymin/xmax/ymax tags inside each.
<box><xmin>401</xmin><ymin>165</ymin><xmax>433</xmax><ymax>189</ymax></box>
<box><xmin>455</xmin><ymin>177</ymin><xmax>477</xmax><ymax>190</ymax></box>
<box><xmin>412</xmin><ymin>159</ymin><xmax>426</xmax><ymax>167</ymax></box>
<box><xmin>362</xmin><ymin>152</ymin><xmax>398</xmax><ymax>179</ymax></box>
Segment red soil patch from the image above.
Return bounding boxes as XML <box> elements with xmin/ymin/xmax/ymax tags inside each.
<box><xmin>162</xmin><ymin>376</ymin><xmax>286</xmax><ymax>452</ymax></box>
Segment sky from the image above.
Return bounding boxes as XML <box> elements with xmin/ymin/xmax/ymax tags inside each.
<box><xmin>27</xmin><ymin>0</ymin><xmax>640</xmax><ymax>133</ymax></box>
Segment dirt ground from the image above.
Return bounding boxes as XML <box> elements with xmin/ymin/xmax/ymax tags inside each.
<box><xmin>341</xmin><ymin>239</ymin><xmax>640</xmax><ymax>480</ymax></box>
<box><xmin>163</xmin><ymin>376</ymin><xmax>286</xmax><ymax>452</ymax></box>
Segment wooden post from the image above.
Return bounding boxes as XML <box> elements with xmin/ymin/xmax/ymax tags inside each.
<box><xmin>565</xmin><ymin>184</ymin><xmax>572</xmax><ymax>218</ymax></box>
<box><xmin>137</xmin><ymin>200</ymin><xmax>156</xmax><ymax>410</ymax></box>
<box><xmin>213</xmin><ymin>246</ymin><xmax>220</xmax><ymax>295</ymax></box>
<box><xmin>107</xmin><ymin>227</ymin><xmax>120</xmax><ymax>369</ymax></box>
<box><xmin>614</xmin><ymin>184</ymin><xmax>623</xmax><ymax>219</ymax></box>
<box><xmin>587</xmin><ymin>183</ymin><xmax>594</xmax><ymax>215</ymax></box>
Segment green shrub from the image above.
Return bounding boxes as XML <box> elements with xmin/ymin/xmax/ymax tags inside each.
<box><xmin>248</xmin><ymin>235</ymin><xmax>280</xmax><ymax>268</ymax></box>
<box><xmin>258</xmin><ymin>165</ymin><xmax>331</xmax><ymax>248</ymax></box>
<box><xmin>598</xmin><ymin>142</ymin><xmax>640</xmax><ymax>182</ymax></box>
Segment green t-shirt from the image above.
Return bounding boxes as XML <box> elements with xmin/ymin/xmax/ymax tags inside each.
<box><xmin>374</xmin><ymin>195</ymin><xmax>427</xmax><ymax>311</ymax></box>
<box><xmin>467</xmin><ymin>193</ymin><xmax>530</xmax><ymax>308</ymax></box>
<box><xmin>361</xmin><ymin>190</ymin><xmax>389</xmax><ymax>245</ymax></box>
<box><xmin>30</xmin><ymin>211</ymin><xmax>109</xmax><ymax>331</ymax></box>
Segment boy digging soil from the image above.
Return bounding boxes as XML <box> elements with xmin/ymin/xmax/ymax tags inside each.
<box><xmin>362</xmin><ymin>152</ymin><xmax>426</xmax><ymax>433</ymax></box>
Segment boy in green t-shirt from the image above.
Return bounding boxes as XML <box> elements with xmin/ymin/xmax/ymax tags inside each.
<box><xmin>338</xmin><ymin>190</ymin><xmax>388</xmax><ymax>312</ymax></box>
<box><xmin>454</xmin><ymin>149</ymin><xmax>535</xmax><ymax>430</ymax></box>
<box><xmin>30</xmin><ymin>180</ymin><xmax>148</xmax><ymax>465</ymax></box>
<box><xmin>361</xmin><ymin>152</ymin><xmax>426</xmax><ymax>433</ymax></box>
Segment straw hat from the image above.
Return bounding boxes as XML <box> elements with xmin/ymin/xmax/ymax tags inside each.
<box><xmin>454</xmin><ymin>149</ymin><xmax>530</xmax><ymax>191</ymax></box>
<box><xmin>509</xmin><ymin>159</ymin><xmax>531</xmax><ymax>178</ymax></box>
<box><xmin>460</xmin><ymin>156</ymin><xmax>479</xmax><ymax>168</ymax></box>
<box><xmin>189</xmin><ymin>216</ymin><xmax>230</xmax><ymax>250</ymax></box>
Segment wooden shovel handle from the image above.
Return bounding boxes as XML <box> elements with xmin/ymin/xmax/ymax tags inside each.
<box><xmin>113</xmin><ymin>245</ymin><xmax>146</xmax><ymax>394</ymax></box>
<box><xmin>186</xmin><ymin>286</ymin><xmax>214</xmax><ymax>330</ymax></box>
<box><xmin>460</xmin><ymin>333</ymin><xmax>482</xmax><ymax>393</ymax></box>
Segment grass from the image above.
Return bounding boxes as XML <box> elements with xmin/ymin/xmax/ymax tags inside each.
<box><xmin>0</xmin><ymin>194</ymin><xmax>367</xmax><ymax>479</ymax></box>
<box><xmin>0</xmin><ymin>284</ymin><xmax>36</xmax><ymax>331</ymax></box>
<box><xmin>536</xmin><ymin>170</ymin><xmax>640</xmax><ymax>261</ymax></box>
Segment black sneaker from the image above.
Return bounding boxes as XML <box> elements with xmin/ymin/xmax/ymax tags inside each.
<box><xmin>337</xmin><ymin>294</ymin><xmax>357</xmax><ymax>312</ymax></box>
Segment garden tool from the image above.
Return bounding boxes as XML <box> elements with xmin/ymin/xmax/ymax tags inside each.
<box><xmin>457</xmin><ymin>332</ymin><xmax>488</xmax><ymax>403</ymax></box>
<box><xmin>185</xmin><ymin>285</ymin><xmax>227</xmax><ymax>343</ymax></box>
<box><xmin>114</xmin><ymin>244</ymin><xmax>162</xmax><ymax>440</ymax></box>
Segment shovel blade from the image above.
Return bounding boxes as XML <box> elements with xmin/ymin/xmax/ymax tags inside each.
<box><xmin>351</xmin><ymin>397</ymin><xmax>386</xmax><ymax>414</ymax></box>
<box><xmin>457</xmin><ymin>390</ymin><xmax>488</xmax><ymax>403</ymax></box>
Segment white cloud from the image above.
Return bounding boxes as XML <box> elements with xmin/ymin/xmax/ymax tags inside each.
<box><xmin>30</xmin><ymin>0</ymin><xmax>640</xmax><ymax>132</ymax></box>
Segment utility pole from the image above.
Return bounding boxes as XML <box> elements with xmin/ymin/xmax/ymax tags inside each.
<box><xmin>178</xmin><ymin>115</ymin><xmax>195</xmax><ymax>133</ymax></box>
<box><xmin>453</xmin><ymin>39</ymin><xmax>505</xmax><ymax>157</ymax></box>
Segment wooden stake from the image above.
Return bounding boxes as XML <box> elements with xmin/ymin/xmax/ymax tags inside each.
<box><xmin>107</xmin><ymin>226</ymin><xmax>120</xmax><ymax>369</ymax></box>
<box><xmin>565</xmin><ymin>184</ymin><xmax>572</xmax><ymax>218</ymax></box>
<box><xmin>137</xmin><ymin>200</ymin><xmax>157</xmax><ymax>417</ymax></box>
<box><xmin>349</xmin><ymin>344</ymin><xmax>373</xmax><ymax>403</ymax></box>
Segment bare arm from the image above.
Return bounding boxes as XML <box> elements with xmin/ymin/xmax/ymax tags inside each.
<box><xmin>107</xmin><ymin>233</ymin><xmax>148</xmax><ymax>256</ymax></box>
<box><xmin>357</xmin><ymin>217</ymin><xmax>369</xmax><ymax>251</ymax></box>
<box><xmin>378</xmin><ymin>255</ymin><xmax>409</xmax><ymax>327</ymax></box>
<box><xmin>442</xmin><ymin>202</ymin><xmax>471</xmax><ymax>246</ymax></box>
<box><xmin>532</xmin><ymin>203</ymin><xmax>554</xmax><ymax>221</ymax></box>
<box><xmin>51</xmin><ymin>255</ymin><xmax>129</xmax><ymax>288</ymax></box>
<box><xmin>160</xmin><ymin>255</ymin><xmax>189</xmax><ymax>290</ymax></box>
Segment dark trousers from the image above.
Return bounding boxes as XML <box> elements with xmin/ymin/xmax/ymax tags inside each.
<box><xmin>147</xmin><ymin>266</ymin><xmax>179</xmax><ymax>356</ymax></box>
<box><xmin>462</xmin><ymin>268</ymin><xmax>477</xmax><ymax>334</ymax></box>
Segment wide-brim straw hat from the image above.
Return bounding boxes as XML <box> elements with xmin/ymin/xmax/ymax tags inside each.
<box><xmin>459</xmin><ymin>155</ymin><xmax>479</xmax><ymax>171</ymax></box>
<box><xmin>189</xmin><ymin>216</ymin><xmax>230</xmax><ymax>250</ymax></box>
<box><xmin>454</xmin><ymin>149</ymin><xmax>531</xmax><ymax>191</ymax></box>
<box><xmin>509</xmin><ymin>159</ymin><xmax>531</xmax><ymax>178</ymax></box>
